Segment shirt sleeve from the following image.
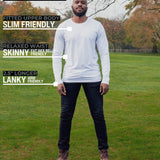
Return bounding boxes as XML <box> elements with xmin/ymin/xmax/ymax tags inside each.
<box><xmin>96</xmin><ymin>23</ymin><xmax>110</xmax><ymax>85</ymax></box>
<box><xmin>52</xmin><ymin>24</ymin><xmax>65</xmax><ymax>84</ymax></box>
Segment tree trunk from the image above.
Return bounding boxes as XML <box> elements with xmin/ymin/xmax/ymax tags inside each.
<box><xmin>152</xmin><ymin>44</ymin><xmax>158</xmax><ymax>53</ymax></box>
<box><xmin>113</xmin><ymin>43</ymin><xmax>116</xmax><ymax>52</ymax></box>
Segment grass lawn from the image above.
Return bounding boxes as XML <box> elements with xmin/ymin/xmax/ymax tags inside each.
<box><xmin>0</xmin><ymin>52</ymin><xmax>160</xmax><ymax>160</ymax></box>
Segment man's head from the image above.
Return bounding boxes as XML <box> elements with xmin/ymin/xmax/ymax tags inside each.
<box><xmin>72</xmin><ymin>0</ymin><xmax>88</xmax><ymax>17</ymax></box>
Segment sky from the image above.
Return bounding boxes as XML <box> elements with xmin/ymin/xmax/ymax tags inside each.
<box><xmin>31</xmin><ymin>0</ymin><xmax>130</xmax><ymax>20</ymax></box>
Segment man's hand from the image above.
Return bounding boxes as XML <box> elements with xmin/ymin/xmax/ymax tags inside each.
<box><xmin>99</xmin><ymin>83</ymin><xmax>109</xmax><ymax>95</ymax></box>
<box><xmin>57</xmin><ymin>83</ymin><xmax>66</xmax><ymax>96</ymax></box>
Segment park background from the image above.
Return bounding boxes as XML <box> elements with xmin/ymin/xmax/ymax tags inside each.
<box><xmin>0</xmin><ymin>0</ymin><xmax>160</xmax><ymax>159</ymax></box>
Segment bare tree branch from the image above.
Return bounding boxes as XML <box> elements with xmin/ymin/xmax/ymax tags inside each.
<box><xmin>49</xmin><ymin>0</ymin><xmax>123</xmax><ymax>19</ymax></box>
<box><xmin>88</xmin><ymin>0</ymin><xmax>117</xmax><ymax>17</ymax></box>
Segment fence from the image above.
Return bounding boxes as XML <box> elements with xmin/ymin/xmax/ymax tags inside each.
<box><xmin>109</xmin><ymin>48</ymin><xmax>160</xmax><ymax>53</ymax></box>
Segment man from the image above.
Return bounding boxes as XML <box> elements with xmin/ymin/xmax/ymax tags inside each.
<box><xmin>52</xmin><ymin>0</ymin><xmax>110</xmax><ymax>159</ymax></box>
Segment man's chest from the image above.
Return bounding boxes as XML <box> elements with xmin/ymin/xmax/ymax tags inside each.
<box><xmin>64</xmin><ymin>25</ymin><xmax>98</xmax><ymax>43</ymax></box>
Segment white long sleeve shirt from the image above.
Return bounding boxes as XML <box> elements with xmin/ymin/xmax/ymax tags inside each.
<box><xmin>52</xmin><ymin>17</ymin><xmax>110</xmax><ymax>84</ymax></box>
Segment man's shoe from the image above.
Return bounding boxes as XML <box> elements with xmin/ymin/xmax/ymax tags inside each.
<box><xmin>99</xmin><ymin>149</ymin><xmax>109</xmax><ymax>160</ymax></box>
<box><xmin>57</xmin><ymin>149</ymin><xmax>69</xmax><ymax>160</ymax></box>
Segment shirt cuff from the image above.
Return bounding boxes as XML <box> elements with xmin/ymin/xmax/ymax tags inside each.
<box><xmin>57</xmin><ymin>80</ymin><xmax>63</xmax><ymax>84</ymax></box>
<box><xmin>101</xmin><ymin>79</ymin><xmax>109</xmax><ymax>85</ymax></box>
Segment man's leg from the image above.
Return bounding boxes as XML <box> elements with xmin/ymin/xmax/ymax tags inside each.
<box><xmin>58</xmin><ymin>82</ymin><xmax>81</xmax><ymax>150</ymax></box>
<box><xmin>82</xmin><ymin>82</ymin><xmax>109</xmax><ymax>150</ymax></box>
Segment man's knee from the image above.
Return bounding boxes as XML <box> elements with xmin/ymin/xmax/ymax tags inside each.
<box><xmin>91</xmin><ymin>110</ymin><xmax>105</xmax><ymax>121</ymax></box>
<box><xmin>60</xmin><ymin>110</ymin><xmax>74</xmax><ymax>121</ymax></box>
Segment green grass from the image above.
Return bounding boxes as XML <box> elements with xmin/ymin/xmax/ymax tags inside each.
<box><xmin>0</xmin><ymin>52</ymin><xmax>160</xmax><ymax>160</ymax></box>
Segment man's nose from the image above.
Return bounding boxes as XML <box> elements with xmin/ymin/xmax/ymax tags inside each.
<box><xmin>77</xmin><ymin>2</ymin><xmax>82</xmax><ymax>6</ymax></box>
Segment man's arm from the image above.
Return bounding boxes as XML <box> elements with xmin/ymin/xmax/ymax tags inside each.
<box><xmin>96</xmin><ymin>23</ymin><xmax>110</xmax><ymax>95</ymax></box>
<box><xmin>52</xmin><ymin>24</ymin><xmax>66</xmax><ymax>95</ymax></box>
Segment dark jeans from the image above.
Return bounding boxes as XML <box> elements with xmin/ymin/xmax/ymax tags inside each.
<box><xmin>58</xmin><ymin>82</ymin><xmax>109</xmax><ymax>150</ymax></box>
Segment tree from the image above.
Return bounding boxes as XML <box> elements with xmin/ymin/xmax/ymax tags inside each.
<box><xmin>124</xmin><ymin>0</ymin><xmax>160</xmax><ymax>53</ymax></box>
<box><xmin>125</xmin><ymin>0</ymin><xmax>160</xmax><ymax>15</ymax></box>
<box><xmin>96</xmin><ymin>17</ymin><xmax>126</xmax><ymax>51</ymax></box>
<box><xmin>0</xmin><ymin>1</ymin><xmax>9</xmax><ymax>14</ymax></box>
<box><xmin>1</xmin><ymin>1</ymin><xmax>52</xmax><ymax>46</ymax></box>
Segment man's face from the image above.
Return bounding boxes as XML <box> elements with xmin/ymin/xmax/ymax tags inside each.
<box><xmin>72</xmin><ymin>0</ymin><xmax>88</xmax><ymax>17</ymax></box>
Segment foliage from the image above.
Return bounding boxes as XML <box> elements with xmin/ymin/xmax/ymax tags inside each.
<box><xmin>0</xmin><ymin>1</ymin><xmax>58</xmax><ymax>47</ymax></box>
<box><xmin>125</xmin><ymin>0</ymin><xmax>160</xmax><ymax>15</ymax></box>
<box><xmin>124</xmin><ymin>0</ymin><xmax>160</xmax><ymax>52</ymax></box>
<box><xmin>95</xmin><ymin>17</ymin><xmax>126</xmax><ymax>50</ymax></box>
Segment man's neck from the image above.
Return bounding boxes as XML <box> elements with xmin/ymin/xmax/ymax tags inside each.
<box><xmin>72</xmin><ymin>15</ymin><xmax>88</xmax><ymax>23</ymax></box>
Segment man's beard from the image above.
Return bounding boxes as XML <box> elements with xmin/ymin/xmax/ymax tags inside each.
<box><xmin>72</xmin><ymin>7</ymin><xmax>87</xmax><ymax>17</ymax></box>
